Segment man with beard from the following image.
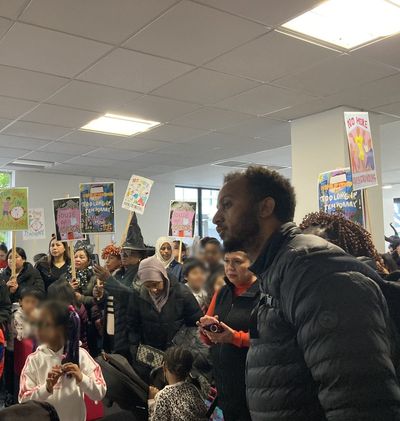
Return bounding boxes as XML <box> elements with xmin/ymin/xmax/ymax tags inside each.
<box><xmin>212</xmin><ymin>166</ymin><xmax>400</xmax><ymax>421</ymax></box>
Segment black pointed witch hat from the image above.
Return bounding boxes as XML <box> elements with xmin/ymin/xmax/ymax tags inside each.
<box><xmin>122</xmin><ymin>213</ymin><xmax>148</xmax><ymax>251</ymax></box>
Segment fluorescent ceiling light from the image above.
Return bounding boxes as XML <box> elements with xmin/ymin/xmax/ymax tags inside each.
<box><xmin>80</xmin><ymin>113</ymin><xmax>160</xmax><ymax>136</ymax></box>
<box><xmin>12</xmin><ymin>159</ymin><xmax>54</xmax><ymax>168</ymax></box>
<box><xmin>383</xmin><ymin>185</ymin><xmax>393</xmax><ymax>189</ymax></box>
<box><xmin>282</xmin><ymin>0</ymin><xmax>400</xmax><ymax>49</ymax></box>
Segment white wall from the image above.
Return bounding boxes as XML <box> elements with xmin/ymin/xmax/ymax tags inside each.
<box><xmin>14</xmin><ymin>171</ymin><xmax>175</xmax><ymax>261</ymax></box>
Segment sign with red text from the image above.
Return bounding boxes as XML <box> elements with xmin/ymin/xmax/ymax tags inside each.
<box><xmin>53</xmin><ymin>197</ymin><xmax>84</xmax><ymax>241</ymax></box>
<box><xmin>344</xmin><ymin>112</ymin><xmax>377</xmax><ymax>191</ymax></box>
<box><xmin>168</xmin><ymin>201</ymin><xmax>197</xmax><ymax>238</ymax></box>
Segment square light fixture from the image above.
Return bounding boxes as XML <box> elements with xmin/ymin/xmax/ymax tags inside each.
<box><xmin>80</xmin><ymin>113</ymin><xmax>160</xmax><ymax>136</ymax></box>
<box><xmin>282</xmin><ymin>0</ymin><xmax>400</xmax><ymax>49</ymax></box>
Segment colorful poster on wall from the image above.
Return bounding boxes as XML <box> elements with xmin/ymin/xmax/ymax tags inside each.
<box><xmin>0</xmin><ymin>187</ymin><xmax>29</xmax><ymax>231</ymax></box>
<box><xmin>344</xmin><ymin>111</ymin><xmax>377</xmax><ymax>191</ymax></box>
<box><xmin>80</xmin><ymin>182</ymin><xmax>115</xmax><ymax>234</ymax></box>
<box><xmin>23</xmin><ymin>208</ymin><xmax>46</xmax><ymax>240</ymax></box>
<box><xmin>53</xmin><ymin>197</ymin><xmax>84</xmax><ymax>241</ymax></box>
<box><xmin>122</xmin><ymin>175</ymin><xmax>154</xmax><ymax>215</ymax></box>
<box><xmin>318</xmin><ymin>168</ymin><xmax>364</xmax><ymax>226</ymax></box>
<box><xmin>168</xmin><ymin>201</ymin><xmax>197</xmax><ymax>238</ymax></box>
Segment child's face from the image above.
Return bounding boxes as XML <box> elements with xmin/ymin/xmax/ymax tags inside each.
<box><xmin>74</xmin><ymin>250</ymin><xmax>89</xmax><ymax>270</ymax></box>
<box><xmin>186</xmin><ymin>267</ymin><xmax>206</xmax><ymax>292</ymax></box>
<box><xmin>36</xmin><ymin>308</ymin><xmax>64</xmax><ymax>347</ymax></box>
<box><xmin>20</xmin><ymin>296</ymin><xmax>39</xmax><ymax>316</ymax></box>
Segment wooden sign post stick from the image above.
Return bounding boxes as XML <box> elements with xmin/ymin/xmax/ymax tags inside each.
<box><xmin>69</xmin><ymin>242</ymin><xmax>76</xmax><ymax>280</ymax></box>
<box><xmin>178</xmin><ymin>239</ymin><xmax>183</xmax><ymax>264</ymax></box>
<box><xmin>120</xmin><ymin>211</ymin><xmax>133</xmax><ymax>246</ymax></box>
<box><xmin>11</xmin><ymin>231</ymin><xmax>16</xmax><ymax>278</ymax></box>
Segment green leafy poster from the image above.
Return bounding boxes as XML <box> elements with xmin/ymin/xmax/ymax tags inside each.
<box><xmin>0</xmin><ymin>187</ymin><xmax>29</xmax><ymax>231</ymax></box>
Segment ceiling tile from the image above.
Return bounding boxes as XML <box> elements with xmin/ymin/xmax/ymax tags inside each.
<box><xmin>0</xmin><ymin>16</ymin><xmax>12</xmax><ymax>37</ymax></box>
<box><xmin>3</xmin><ymin>120</ymin><xmax>72</xmax><ymax>139</ymax></box>
<box><xmin>196</xmin><ymin>0</ymin><xmax>321</xmax><ymax>26</ymax></box>
<box><xmin>170</xmin><ymin>107</ymin><xmax>252</xmax><ymax>130</ymax></box>
<box><xmin>372</xmin><ymin>102</ymin><xmax>400</xmax><ymax>118</ymax></box>
<box><xmin>111</xmin><ymin>137</ymin><xmax>170</xmax><ymax>152</ymax></box>
<box><xmin>0</xmin><ymin>22</ymin><xmax>112</xmax><ymax>77</ymax></box>
<box><xmin>0</xmin><ymin>95</ymin><xmax>37</xmax><ymax>119</ymax></box>
<box><xmin>117</xmin><ymin>95</ymin><xmax>200</xmax><ymax>123</ymax></box>
<box><xmin>352</xmin><ymin>33</ymin><xmax>400</xmax><ymax>70</ymax></box>
<box><xmin>207</xmin><ymin>31</ymin><xmax>338</xmax><ymax>82</ymax></box>
<box><xmin>47</xmin><ymin>80</ymin><xmax>141</xmax><ymax>112</ymax></box>
<box><xmin>23</xmin><ymin>104</ymin><xmax>100</xmax><ymax>128</ymax></box>
<box><xmin>0</xmin><ymin>0</ymin><xmax>27</xmax><ymax>19</ymax></box>
<box><xmin>152</xmin><ymin>68</ymin><xmax>259</xmax><ymax>105</ymax></box>
<box><xmin>125</xmin><ymin>0</ymin><xmax>267</xmax><ymax>65</ymax></box>
<box><xmin>219</xmin><ymin>117</ymin><xmax>290</xmax><ymax>143</ymax></box>
<box><xmin>215</xmin><ymin>84</ymin><xmax>315</xmax><ymax>115</ymax></box>
<box><xmin>0</xmin><ymin>118</ymin><xmax>11</xmax><ymax>130</ymax></box>
<box><xmin>23</xmin><ymin>150</ymin><xmax>75</xmax><ymax>162</ymax></box>
<box><xmin>38</xmin><ymin>141</ymin><xmax>97</xmax><ymax>155</ymax></box>
<box><xmin>79</xmin><ymin>48</ymin><xmax>193</xmax><ymax>93</ymax></box>
<box><xmin>85</xmin><ymin>147</ymin><xmax>143</xmax><ymax>160</ymax></box>
<box><xmin>63</xmin><ymin>155</ymin><xmax>116</xmax><ymax>166</ymax></box>
<box><xmin>20</xmin><ymin>0</ymin><xmax>177</xmax><ymax>44</ymax></box>
<box><xmin>45</xmin><ymin>163</ymin><xmax>91</xmax><ymax>176</ymax></box>
<box><xmin>0</xmin><ymin>147</ymin><xmax>29</xmax><ymax>158</ymax></box>
<box><xmin>139</xmin><ymin>124</ymin><xmax>209</xmax><ymax>143</ymax></box>
<box><xmin>0</xmin><ymin>134</ymin><xmax>50</xmax><ymax>150</ymax></box>
<box><xmin>59</xmin><ymin>131</ymin><xmax>126</xmax><ymax>147</ymax></box>
<box><xmin>274</xmin><ymin>54</ymin><xmax>398</xmax><ymax>97</ymax></box>
<box><xmin>0</xmin><ymin>65</ymin><xmax>68</xmax><ymax>101</ymax></box>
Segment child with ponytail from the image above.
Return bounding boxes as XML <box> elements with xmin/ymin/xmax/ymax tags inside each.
<box><xmin>18</xmin><ymin>300</ymin><xmax>106</xmax><ymax>421</ymax></box>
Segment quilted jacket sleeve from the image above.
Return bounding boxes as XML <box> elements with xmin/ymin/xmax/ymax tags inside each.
<box><xmin>284</xmin><ymin>256</ymin><xmax>400</xmax><ymax>420</ymax></box>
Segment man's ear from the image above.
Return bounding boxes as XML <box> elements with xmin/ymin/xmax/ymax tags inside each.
<box><xmin>259</xmin><ymin>197</ymin><xmax>276</xmax><ymax>219</ymax></box>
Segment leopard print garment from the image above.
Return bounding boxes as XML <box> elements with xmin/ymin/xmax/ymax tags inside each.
<box><xmin>150</xmin><ymin>381</ymin><xmax>208</xmax><ymax>421</ymax></box>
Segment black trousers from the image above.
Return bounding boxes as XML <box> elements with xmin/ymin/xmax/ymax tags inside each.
<box><xmin>222</xmin><ymin>406</ymin><xmax>252</xmax><ymax>421</ymax></box>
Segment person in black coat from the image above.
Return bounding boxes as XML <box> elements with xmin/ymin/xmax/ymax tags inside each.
<box><xmin>0</xmin><ymin>247</ymin><xmax>44</xmax><ymax>302</ymax></box>
<box><xmin>213</xmin><ymin>165</ymin><xmax>400</xmax><ymax>421</ymax></box>
<box><xmin>199</xmin><ymin>250</ymin><xmax>259</xmax><ymax>421</ymax></box>
<box><xmin>127</xmin><ymin>256</ymin><xmax>202</xmax><ymax>379</ymax></box>
<box><xmin>35</xmin><ymin>236</ymin><xmax>70</xmax><ymax>291</ymax></box>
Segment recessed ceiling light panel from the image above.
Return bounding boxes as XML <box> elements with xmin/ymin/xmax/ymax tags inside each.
<box><xmin>282</xmin><ymin>0</ymin><xmax>400</xmax><ymax>49</ymax></box>
<box><xmin>80</xmin><ymin>113</ymin><xmax>160</xmax><ymax>136</ymax></box>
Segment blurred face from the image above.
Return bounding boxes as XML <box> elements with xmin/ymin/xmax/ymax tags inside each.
<box><xmin>213</xmin><ymin>179</ymin><xmax>260</xmax><ymax>253</ymax></box>
<box><xmin>106</xmin><ymin>254</ymin><xmax>121</xmax><ymax>272</ymax></box>
<box><xmin>0</xmin><ymin>250</ymin><xmax>6</xmax><ymax>261</ymax></box>
<box><xmin>160</xmin><ymin>242</ymin><xmax>172</xmax><ymax>261</ymax></box>
<box><xmin>224</xmin><ymin>251</ymin><xmax>253</xmax><ymax>286</ymax></box>
<box><xmin>74</xmin><ymin>250</ymin><xmax>89</xmax><ymax>270</ymax></box>
<box><xmin>173</xmin><ymin>243</ymin><xmax>186</xmax><ymax>260</ymax></box>
<box><xmin>20</xmin><ymin>295</ymin><xmax>39</xmax><ymax>316</ymax></box>
<box><xmin>204</xmin><ymin>243</ymin><xmax>222</xmax><ymax>269</ymax></box>
<box><xmin>121</xmin><ymin>249</ymin><xmax>142</xmax><ymax>267</ymax></box>
<box><xmin>186</xmin><ymin>266</ymin><xmax>206</xmax><ymax>292</ymax></box>
<box><xmin>36</xmin><ymin>308</ymin><xmax>64</xmax><ymax>347</ymax></box>
<box><xmin>8</xmin><ymin>252</ymin><xmax>24</xmax><ymax>271</ymax></box>
<box><xmin>50</xmin><ymin>240</ymin><xmax>65</xmax><ymax>258</ymax></box>
<box><xmin>143</xmin><ymin>280</ymin><xmax>164</xmax><ymax>296</ymax></box>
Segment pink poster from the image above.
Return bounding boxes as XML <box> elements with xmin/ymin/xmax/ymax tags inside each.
<box><xmin>53</xmin><ymin>197</ymin><xmax>84</xmax><ymax>241</ymax></box>
<box><xmin>168</xmin><ymin>201</ymin><xmax>197</xmax><ymax>238</ymax></box>
<box><xmin>344</xmin><ymin>112</ymin><xmax>377</xmax><ymax>191</ymax></box>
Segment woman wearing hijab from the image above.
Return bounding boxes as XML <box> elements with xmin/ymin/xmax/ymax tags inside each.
<box><xmin>155</xmin><ymin>237</ymin><xmax>183</xmax><ymax>282</ymax></box>
<box><xmin>127</xmin><ymin>256</ymin><xmax>202</xmax><ymax>380</ymax></box>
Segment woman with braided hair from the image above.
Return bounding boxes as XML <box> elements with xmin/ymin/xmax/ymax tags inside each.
<box><xmin>300</xmin><ymin>211</ymin><xmax>388</xmax><ymax>275</ymax></box>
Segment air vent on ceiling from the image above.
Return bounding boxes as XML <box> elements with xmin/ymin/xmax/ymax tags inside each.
<box><xmin>213</xmin><ymin>160</ymin><xmax>286</xmax><ymax>171</ymax></box>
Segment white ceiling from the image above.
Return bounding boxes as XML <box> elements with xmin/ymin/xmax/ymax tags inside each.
<box><xmin>0</xmin><ymin>0</ymin><xmax>399</xmax><ymax>182</ymax></box>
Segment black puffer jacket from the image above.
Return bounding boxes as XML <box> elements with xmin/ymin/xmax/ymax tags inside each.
<box><xmin>247</xmin><ymin>223</ymin><xmax>400</xmax><ymax>421</ymax></box>
<box><xmin>127</xmin><ymin>278</ymin><xmax>202</xmax><ymax>354</ymax></box>
<box><xmin>0</xmin><ymin>262</ymin><xmax>44</xmax><ymax>302</ymax></box>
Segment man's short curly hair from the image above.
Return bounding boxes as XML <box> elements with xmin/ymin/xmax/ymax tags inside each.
<box><xmin>224</xmin><ymin>165</ymin><xmax>296</xmax><ymax>223</ymax></box>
